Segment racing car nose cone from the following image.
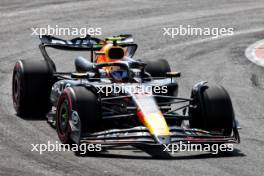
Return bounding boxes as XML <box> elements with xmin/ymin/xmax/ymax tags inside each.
<box><xmin>154</xmin><ymin>135</ymin><xmax>171</xmax><ymax>144</ymax></box>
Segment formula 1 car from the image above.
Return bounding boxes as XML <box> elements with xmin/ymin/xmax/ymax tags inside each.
<box><xmin>12</xmin><ymin>34</ymin><xmax>240</xmax><ymax>156</ymax></box>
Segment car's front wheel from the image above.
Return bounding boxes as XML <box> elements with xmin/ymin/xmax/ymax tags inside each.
<box><xmin>56</xmin><ymin>87</ymin><xmax>101</xmax><ymax>144</ymax></box>
<box><xmin>189</xmin><ymin>85</ymin><xmax>234</xmax><ymax>136</ymax></box>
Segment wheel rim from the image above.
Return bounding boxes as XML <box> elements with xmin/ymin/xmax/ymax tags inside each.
<box><xmin>57</xmin><ymin>97</ymin><xmax>70</xmax><ymax>138</ymax></box>
<box><xmin>60</xmin><ymin>102</ymin><xmax>69</xmax><ymax>131</ymax></box>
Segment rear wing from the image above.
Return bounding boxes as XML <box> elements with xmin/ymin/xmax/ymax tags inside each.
<box><xmin>39</xmin><ymin>35</ymin><xmax>103</xmax><ymax>51</ymax></box>
<box><xmin>39</xmin><ymin>35</ymin><xmax>138</xmax><ymax>70</ymax></box>
<box><xmin>39</xmin><ymin>35</ymin><xmax>137</xmax><ymax>51</ymax></box>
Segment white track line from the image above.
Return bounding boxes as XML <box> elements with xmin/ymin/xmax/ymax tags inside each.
<box><xmin>177</xmin><ymin>28</ymin><xmax>264</xmax><ymax>47</ymax></box>
<box><xmin>144</xmin><ymin>27</ymin><xmax>264</xmax><ymax>56</ymax></box>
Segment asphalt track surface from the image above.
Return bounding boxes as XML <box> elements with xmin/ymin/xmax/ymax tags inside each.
<box><xmin>1</xmin><ymin>0</ymin><xmax>264</xmax><ymax>176</ymax></box>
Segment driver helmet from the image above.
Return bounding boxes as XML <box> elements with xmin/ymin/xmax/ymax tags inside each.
<box><xmin>96</xmin><ymin>43</ymin><xmax>125</xmax><ymax>63</ymax></box>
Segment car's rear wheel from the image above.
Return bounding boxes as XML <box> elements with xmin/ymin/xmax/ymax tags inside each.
<box><xmin>145</xmin><ymin>59</ymin><xmax>178</xmax><ymax>102</ymax></box>
<box><xmin>189</xmin><ymin>85</ymin><xmax>234</xmax><ymax>136</ymax></box>
<box><xmin>12</xmin><ymin>60</ymin><xmax>54</xmax><ymax>117</ymax></box>
<box><xmin>144</xmin><ymin>59</ymin><xmax>171</xmax><ymax>77</ymax></box>
<box><xmin>56</xmin><ymin>87</ymin><xmax>101</xmax><ymax>144</ymax></box>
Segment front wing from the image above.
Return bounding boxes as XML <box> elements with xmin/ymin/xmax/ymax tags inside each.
<box><xmin>80</xmin><ymin>126</ymin><xmax>240</xmax><ymax>147</ymax></box>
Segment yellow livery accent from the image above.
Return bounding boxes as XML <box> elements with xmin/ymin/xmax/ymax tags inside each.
<box><xmin>138</xmin><ymin>111</ymin><xmax>170</xmax><ymax>136</ymax></box>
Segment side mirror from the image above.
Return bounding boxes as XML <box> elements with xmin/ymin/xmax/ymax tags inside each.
<box><xmin>71</xmin><ymin>72</ymin><xmax>89</xmax><ymax>78</ymax></box>
<box><xmin>95</xmin><ymin>51</ymin><xmax>105</xmax><ymax>56</ymax></box>
<box><xmin>166</xmin><ymin>72</ymin><xmax>181</xmax><ymax>78</ymax></box>
<box><xmin>71</xmin><ymin>72</ymin><xmax>95</xmax><ymax>79</ymax></box>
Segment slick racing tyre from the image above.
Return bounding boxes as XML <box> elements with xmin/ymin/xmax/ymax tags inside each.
<box><xmin>12</xmin><ymin>60</ymin><xmax>54</xmax><ymax>117</ymax></box>
<box><xmin>145</xmin><ymin>59</ymin><xmax>178</xmax><ymax>100</ymax></box>
<box><xmin>56</xmin><ymin>87</ymin><xmax>101</xmax><ymax>144</ymax></box>
<box><xmin>189</xmin><ymin>85</ymin><xmax>234</xmax><ymax>136</ymax></box>
<box><xmin>144</xmin><ymin>59</ymin><xmax>171</xmax><ymax>77</ymax></box>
